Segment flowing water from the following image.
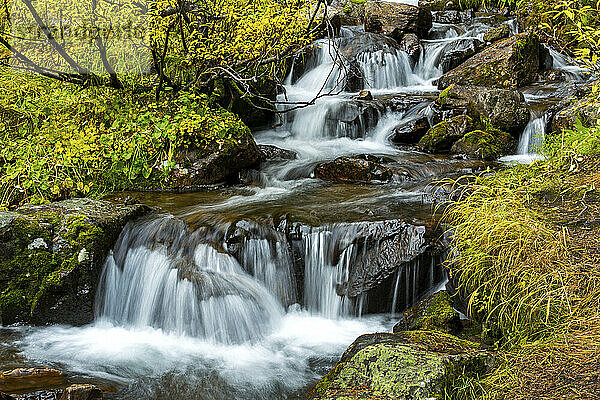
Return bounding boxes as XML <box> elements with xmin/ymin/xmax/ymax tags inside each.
<box><xmin>1</xmin><ymin>10</ymin><xmax>585</xmax><ymax>400</ymax></box>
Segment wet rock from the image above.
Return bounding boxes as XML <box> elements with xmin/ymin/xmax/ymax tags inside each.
<box><xmin>397</xmin><ymin>33</ymin><xmax>421</xmax><ymax>63</ymax></box>
<box><xmin>379</xmin><ymin>93</ymin><xmax>436</xmax><ymax>114</ymax></box>
<box><xmin>356</xmin><ymin>90</ymin><xmax>373</xmax><ymax>101</ymax></box>
<box><xmin>483</xmin><ymin>24</ymin><xmax>510</xmax><ymax>43</ymax></box>
<box><xmin>258</xmin><ymin>145</ymin><xmax>297</xmax><ymax>161</ymax></box>
<box><xmin>451</xmin><ymin>129</ymin><xmax>515</xmax><ymax>160</ymax></box>
<box><xmin>418</xmin><ymin>115</ymin><xmax>475</xmax><ymax>153</ymax></box>
<box><xmin>0</xmin><ymin>199</ymin><xmax>151</xmax><ymax>325</ymax></box>
<box><xmin>539</xmin><ymin>44</ymin><xmax>554</xmax><ymax>71</ymax></box>
<box><xmin>314</xmin><ymin>157</ymin><xmax>394</xmax><ymax>184</ymax></box>
<box><xmin>364</xmin><ymin>2</ymin><xmax>433</xmax><ymax>39</ymax></box>
<box><xmin>323</xmin><ymin>99</ymin><xmax>385</xmax><ymax>139</ymax></box>
<box><xmin>329</xmin><ymin>11</ymin><xmax>362</xmax><ymax>34</ymax></box>
<box><xmin>429</xmin><ymin>23</ymin><xmax>465</xmax><ymax>39</ymax></box>
<box><xmin>437</xmin><ymin>32</ymin><xmax>540</xmax><ymax>89</ymax></box>
<box><xmin>397</xmin><ymin>291</ymin><xmax>462</xmax><ymax>333</ymax></box>
<box><xmin>421</xmin><ymin>0</ymin><xmax>460</xmax><ymax>11</ymax></box>
<box><xmin>59</xmin><ymin>385</ymin><xmax>102</xmax><ymax>400</ymax></box>
<box><xmin>345</xmin><ymin>220</ymin><xmax>431</xmax><ymax>298</ymax></box>
<box><xmin>432</xmin><ymin>10</ymin><xmax>474</xmax><ymax>24</ymax></box>
<box><xmin>390</xmin><ymin>116</ymin><xmax>430</xmax><ymax>144</ymax></box>
<box><xmin>309</xmin><ymin>331</ymin><xmax>493</xmax><ymax>400</ymax></box>
<box><xmin>0</xmin><ymin>368</ymin><xmax>63</xmax><ymax>393</ymax></box>
<box><xmin>165</xmin><ymin>128</ymin><xmax>262</xmax><ymax>188</ymax></box>
<box><xmin>552</xmin><ymin>97</ymin><xmax>600</xmax><ymax>132</ymax></box>
<box><xmin>434</xmin><ymin>84</ymin><xmax>530</xmax><ymax>134</ymax></box>
<box><xmin>440</xmin><ymin>38</ymin><xmax>484</xmax><ymax>73</ymax></box>
<box><xmin>10</xmin><ymin>389</ymin><xmax>63</xmax><ymax>400</ymax></box>
<box><xmin>0</xmin><ymin>393</ymin><xmax>14</xmax><ymax>400</ymax></box>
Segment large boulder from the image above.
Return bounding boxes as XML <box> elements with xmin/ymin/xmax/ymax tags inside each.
<box><xmin>418</xmin><ymin>115</ymin><xmax>475</xmax><ymax>153</ymax></box>
<box><xmin>364</xmin><ymin>2</ymin><xmax>433</xmax><ymax>39</ymax></box>
<box><xmin>451</xmin><ymin>129</ymin><xmax>515</xmax><ymax>160</ymax></box>
<box><xmin>309</xmin><ymin>331</ymin><xmax>493</xmax><ymax>400</ymax></box>
<box><xmin>0</xmin><ymin>199</ymin><xmax>150</xmax><ymax>325</ymax></box>
<box><xmin>434</xmin><ymin>84</ymin><xmax>530</xmax><ymax>134</ymax></box>
<box><xmin>437</xmin><ymin>32</ymin><xmax>540</xmax><ymax>89</ymax></box>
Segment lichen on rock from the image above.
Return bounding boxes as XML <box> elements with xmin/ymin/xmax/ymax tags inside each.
<box><xmin>309</xmin><ymin>331</ymin><xmax>493</xmax><ymax>400</ymax></box>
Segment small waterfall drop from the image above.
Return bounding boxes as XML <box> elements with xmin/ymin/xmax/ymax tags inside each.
<box><xmin>517</xmin><ymin>115</ymin><xmax>547</xmax><ymax>155</ymax></box>
<box><xmin>95</xmin><ymin>217</ymin><xmax>285</xmax><ymax>344</ymax></box>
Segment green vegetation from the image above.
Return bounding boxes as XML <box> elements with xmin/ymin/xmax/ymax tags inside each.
<box><xmin>0</xmin><ymin>67</ymin><xmax>250</xmax><ymax>206</ymax></box>
<box><xmin>0</xmin><ymin>0</ymin><xmax>317</xmax><ymax>208</ymax></box>
<box><xmin>439</xmin><ymin>112</ymin><xmax>600</xmax><ymax>398</ymax></box>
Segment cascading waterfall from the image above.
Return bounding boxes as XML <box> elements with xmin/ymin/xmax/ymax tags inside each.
<box><xmin>95</xmin><ymin>218</ymin><xmax>285</xmax><ymax>344</ymax></box>
<box><xmin>13</xmin><ymin>12</ymin><xmax>579</xmax><ymax>400</ymax></box>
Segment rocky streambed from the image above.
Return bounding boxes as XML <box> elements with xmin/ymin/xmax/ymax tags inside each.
<box><xmin>1</xmin><ymin>0</ymin><xmax>595</xmax><ymax>399</ymax></box>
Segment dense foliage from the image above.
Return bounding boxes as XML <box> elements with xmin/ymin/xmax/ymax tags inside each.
<box><xmin>0</xmin><ymin>0</ymin><xmax>318</xmax><ymax>207</ymax></box>
<box><xmin>0</xmin><ymin>66</ymin><xmax>249</xmax><ymax>206</ymax></box>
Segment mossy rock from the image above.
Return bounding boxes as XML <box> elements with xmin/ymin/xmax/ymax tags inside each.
<box><xmin>552</xmin><ymin>97</ymin><xmax>600</xmax><ymax>132</ymax></box>
<box><xmin>309</xmin><ymin>331</ymin><xmax>493</xmax><ymax>400</ymax></box>
<box><xmin>0</xmin><ymin>198</ymin><xmax>150</xmax><ymax>325</ymax></box>
<box><xmin>433</xmin><ymin>84</ymin><xmax>530</xmax><ymax>135</ymax></box>
<box><xmin>418</xmin><ymin>115</ymin><xmax>475</xmax><ymax>153</ymax></box>
<box><xmin>398</xmin><ymin>291</ymin><xmax>462</xmax><ymax>334</ymax></box>
<box><xmin>437</xmin><ymin>32</ymin><xmax>540</xmax><ymax>89</ymax></box>
<box><xmin>451</xmin><ymin>129</ymin><xmax>515</xmax><ymax>160</ymax></box>
<box><xmin>483</xmin><ymin>24</ymin><xmax>510</xmax><ymax>43</ymax></box>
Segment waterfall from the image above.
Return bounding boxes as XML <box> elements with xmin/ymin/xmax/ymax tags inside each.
<box><xmin>517</xmin><ymin>115</ymin><xmax>547</xmax><ymax>155</ymax></box>
<box><xmin>303</xmin><ymin>230</ymin><xmax>353</xmax><ymax>318</ymax></box>
<box><xmin>95</xmin><ymin>218</ymin><xmax>285</xmax><ymax>344</ymax></box>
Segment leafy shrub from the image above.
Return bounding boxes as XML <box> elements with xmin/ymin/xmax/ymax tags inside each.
<box><xmin>0</xmin><ymin>67</ymin><xmax>249</xmax><ymax>207</ymax></box>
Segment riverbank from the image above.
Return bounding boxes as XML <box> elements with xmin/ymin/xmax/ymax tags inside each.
<box><xmin>440</xmin><ymin>120</ymin><xmax>600</xmax><ymax>398</ymax></box>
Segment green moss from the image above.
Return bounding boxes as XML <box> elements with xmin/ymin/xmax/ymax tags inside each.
<box><xmin>453</xmin><ymin>129</ymin><xmax>513</xmax><ymax>160</ymax></box>
<box><xmin>0</xmin><ymin>213</ymin><xmax>104</xmax><ymax>321</ymax></box>
<box><xmin>438</xmin><ymin>84</ymin><xmax>455</xmax><ymax>105</ymax></box>
<box><xmin>419</xmin><ymin>116</ymin><xmax>474</xmax><ymax>153</ymax></box>
<box><xmin>411</xmin><ymin>291</ymin><xmax>460</xmax><ymax>332</ymax></box>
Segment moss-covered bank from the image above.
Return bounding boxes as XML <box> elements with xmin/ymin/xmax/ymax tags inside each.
<box><xmin>0</xmin><ymin>198</ymin><xmax>150</xmax><ymax>325</ymax></box>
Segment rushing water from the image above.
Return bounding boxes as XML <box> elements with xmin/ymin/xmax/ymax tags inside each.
<box><xmin>2</xmin><ymin>10</ymin><xmax>585</xmax><ymax>400</ymax></box>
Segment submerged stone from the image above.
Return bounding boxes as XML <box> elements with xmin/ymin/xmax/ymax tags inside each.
<box><xmin>314</xmin><ymin>156</ymin><xmax>395</xmax><ymax>184</ymax></box>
